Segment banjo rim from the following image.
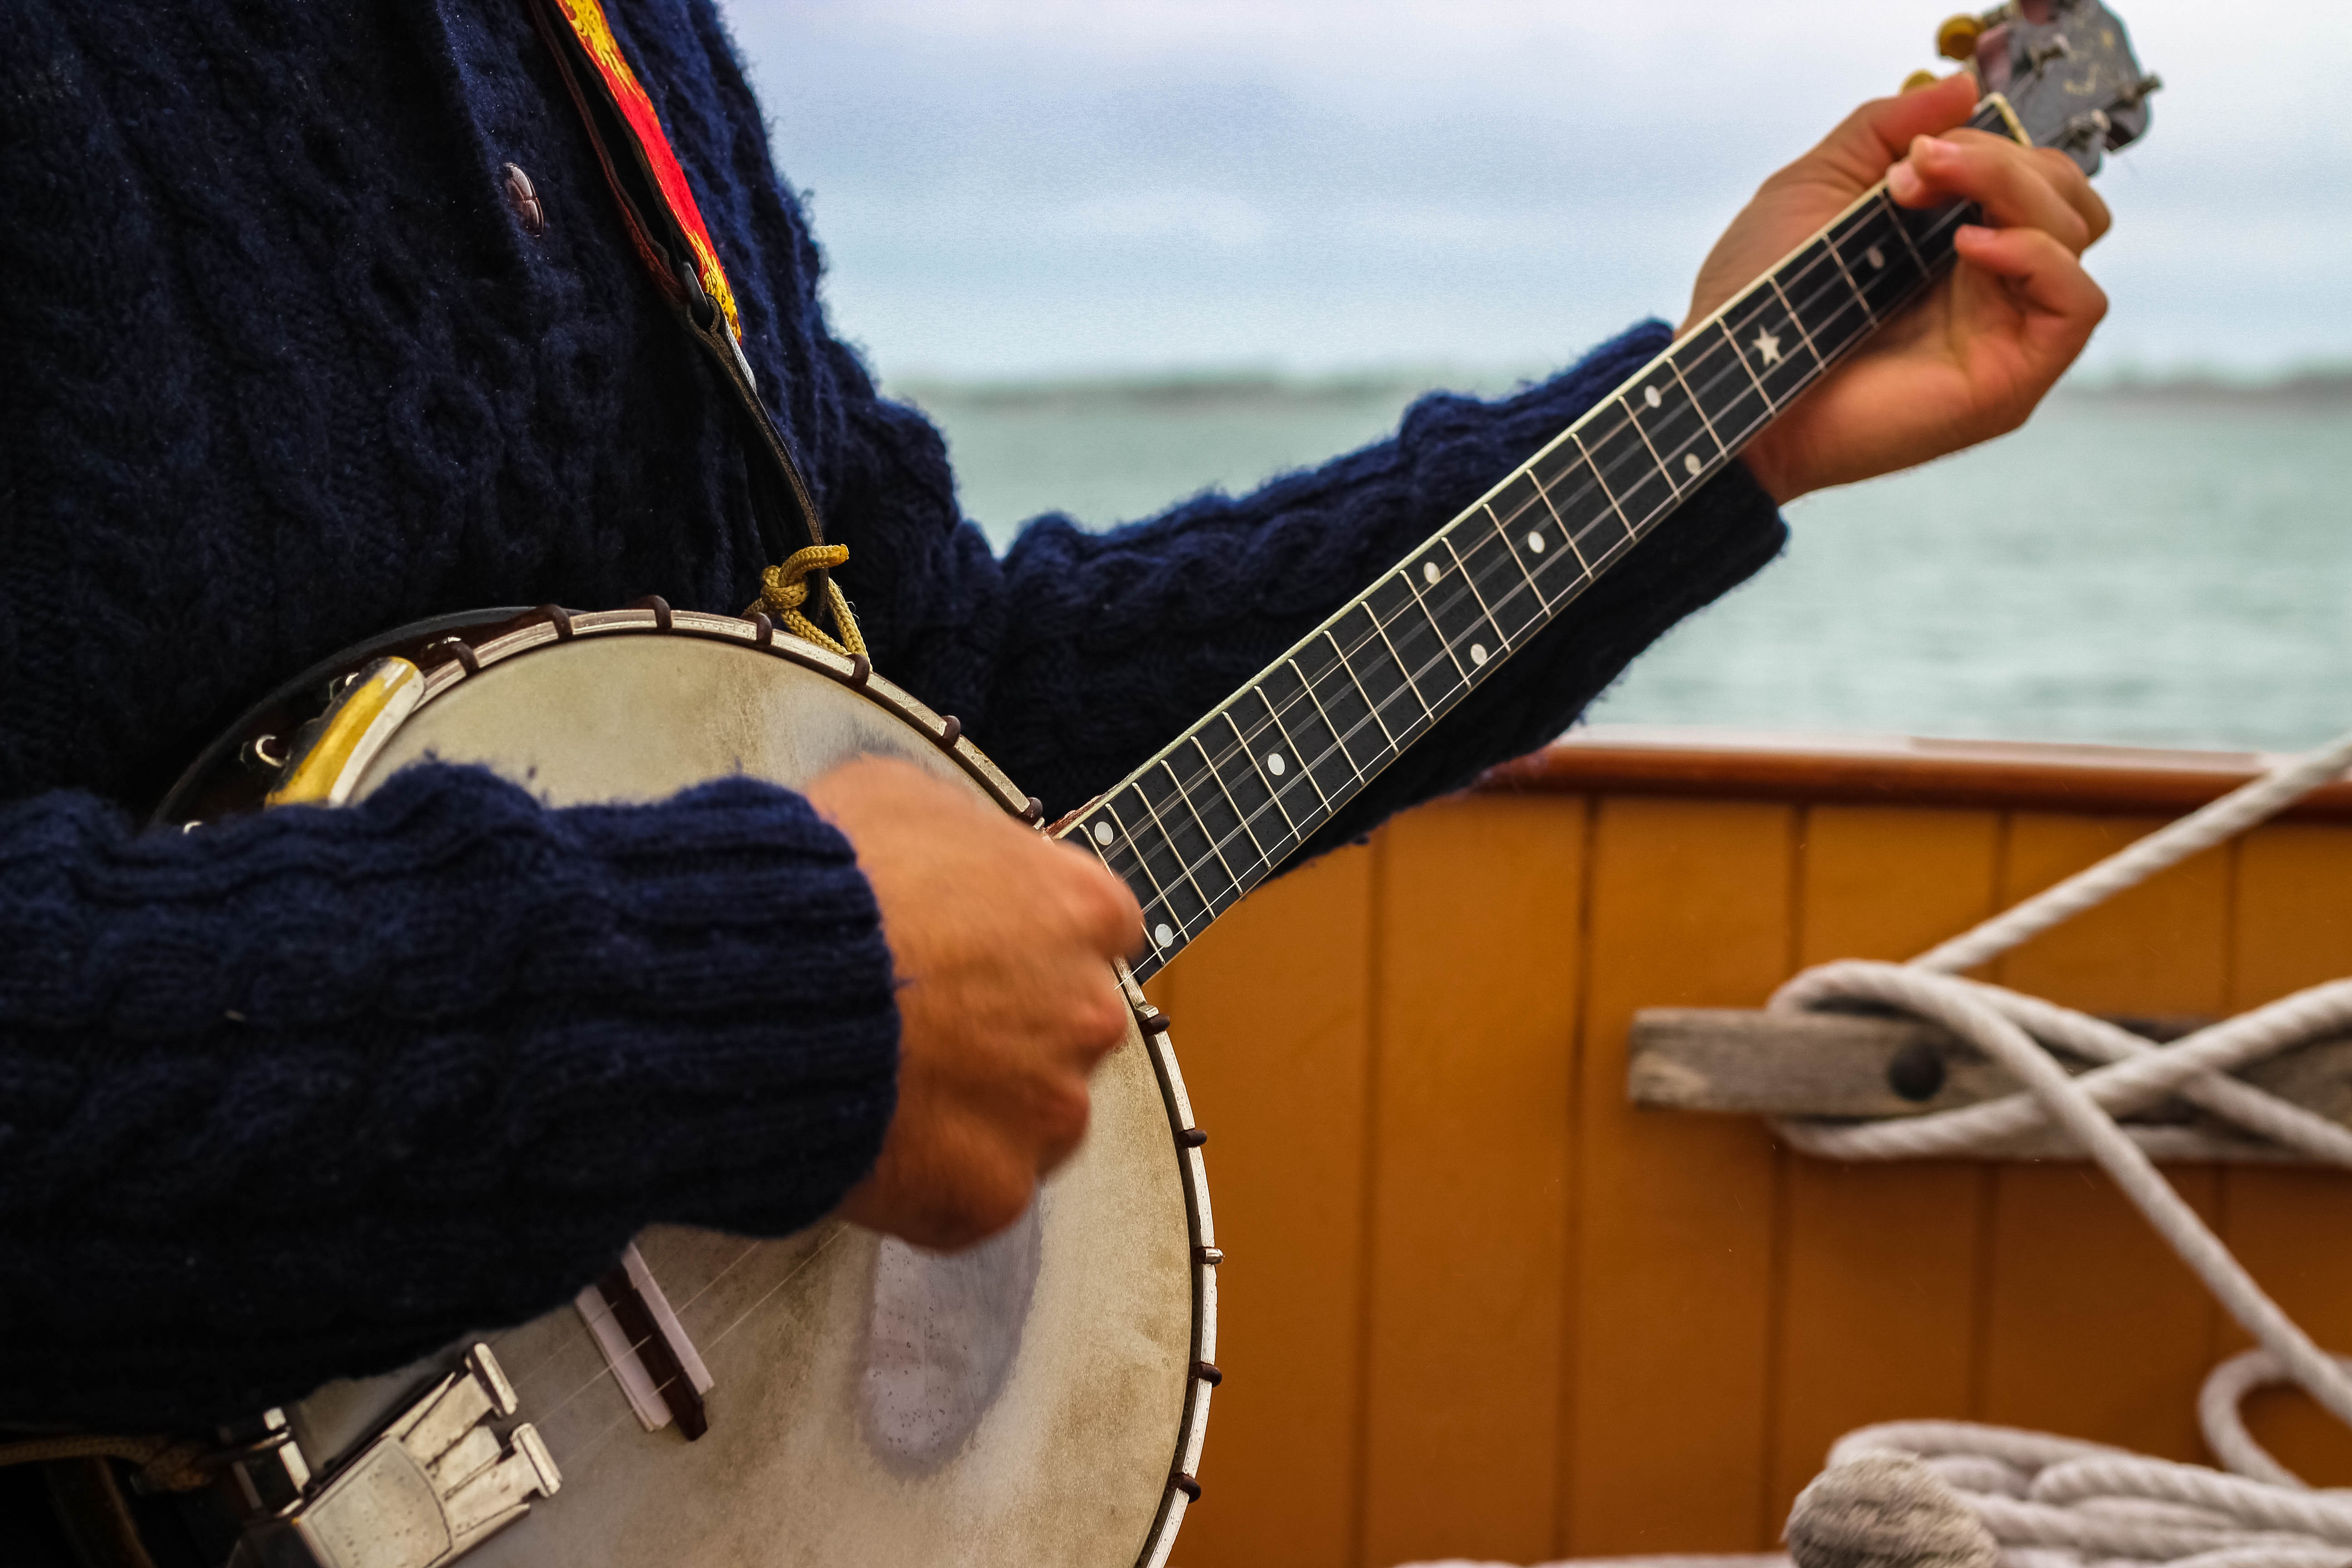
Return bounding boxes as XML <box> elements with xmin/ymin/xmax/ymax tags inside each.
<box><xmin>165</xmin><ymin>601</ymin><xmax>1218</xmax><ymax>1568</ymax></box>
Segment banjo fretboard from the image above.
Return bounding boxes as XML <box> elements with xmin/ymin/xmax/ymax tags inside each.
<box><xmin>1074</xmin><ymin>99</ymin><xmax>2018</xmax><ymax>983</ymax></box>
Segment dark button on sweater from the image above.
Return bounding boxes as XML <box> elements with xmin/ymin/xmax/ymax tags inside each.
<box><xmin>504</xmin><ymin>162</ymin><xmax>545</xmax><ymax>236</ymax></box>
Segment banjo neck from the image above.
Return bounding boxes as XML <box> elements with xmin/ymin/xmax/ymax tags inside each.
<box><xmin>1068</xmin><ymin>95</ymin><xmax>2031</xmax><ymax>984</ymax></box>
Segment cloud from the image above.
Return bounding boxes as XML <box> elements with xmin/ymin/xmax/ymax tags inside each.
<box><xmin>727</xmin><ymin>0</ymin><xmax>2352</xmax><ymax>378</ymax></box>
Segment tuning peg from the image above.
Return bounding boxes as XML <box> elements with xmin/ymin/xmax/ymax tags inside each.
<box><xmin>1901</xmin><ymin>69</ymin><xmax>1943</xmax><ymax>93</ymax></box>
<box><xmin>1936</xmin><ymin>13</ymin><xmax>1983</xmax><ymax>61</ymax></box>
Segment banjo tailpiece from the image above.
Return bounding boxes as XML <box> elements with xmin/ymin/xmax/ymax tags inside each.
<box><xmin>241</xmin><ymin>1347</ymin><xmax>559</xmax><ymax>1568</ymax></box>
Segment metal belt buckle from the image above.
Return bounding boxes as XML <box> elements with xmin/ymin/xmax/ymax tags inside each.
<box><xmin>244</xmin><ymin>1345</ymin><xmax>559</xmax><ymax>1568</ymax></box>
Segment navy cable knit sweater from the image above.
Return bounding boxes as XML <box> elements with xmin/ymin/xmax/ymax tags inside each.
<box><xmin>0</xmin><ymin>0</ymin><xmax>1785</xmax><ymax>1431</ymax></box>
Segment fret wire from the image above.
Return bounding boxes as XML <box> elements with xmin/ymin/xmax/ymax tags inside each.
<box><xmin>1075</xmin><ymin>820</ymin><xmax>1131</xmax><ymax>897</ymax></box>
<box><xmin>1468</xmin><ymin>562</ymin><xmax>1539</xmax><ymax>651</ymax></box>
<box><xmin>1619</xmin><ymin>398</ymin><xmax>1682</xmax><ymax>499</ymax></box>
<box><xmin>1357</xmin><ymin>576</ymin><xmax>1471</xmax><ymax>734</ymax></box>
<box><xmin>1129</xmin><ymin>776</ymin><xmax>1223</xmax><ymax>922</ymax></box>
<box><xmin>1437</xmin><ymin>532</ymin><xmax>1511</xmax><ymax>657</ymax></box>
<box><xmin>1675</xmin><ymin>321</ymin><xmax>1741</xmax><ymax>403</ymax></box>
<box><xmin>1085</xmin><ymin>800</ymin><xmax>1156</xmax><ymax>900</ymax></box>
<box><xmin>1446</xmin><ymin>573</ymin><xmax>1520</xmax><ymax>680</ymax></box>
<box><xmin>1411</xmin><ymin>603</ymin><xmax>1493</xmax><ymax>716</ymax></box>
<box><xmin>1666</xmin><ymin>359</ymin><xmax>1728</xmax><ymax>461</ymax></box>
<box><xmin>1287</xmin><ymin>657</ymin><xmax>1367</xmax><ymax>788</ymax></box>
<box><xmin>1161</xmin><ymin>755</ymin><xmax>1251</xmax><ymax>897</ymax></box>
<box><xmin>1481</xmin><ymin>542</ymin><xmax>1552</xmax><ymax>642</ymax></box>
<box><xmin>1399</xmin><ymin>566</ymin><xmax>1475</xmax><ymax>684</ymax></box>
<box><xmin>1250</xmin><ymin>686</ymin><xmax>1334</xmax><ymax>813</ymax></box>
<box><xmin>1671</xmin><ymin>345</ymin><xmax>1733</xmax><ymax>432</ymax></box>
<box><xmin>1482</xmin><ymin>500</ymin><xmax>1553</xmax><ymax>612</ymax></box>
<box><xmin>1292</xmin><ymin>185</ymin><xmax>1966</xmax><ymax>784</ymax></box>
<box><xmin>1111</xmin><ymin>168</ymin><xmax>1998</xmax><ymax>931</ymax></box>
<box><xmin>1766</xmin><ymin>273</ymin><xmax>1827</xmax><ymax>370</ymax></box>
<box><xmin>1190</xmin><ymin>734</ymin><xmax>1273</xmax><ymax>865</ymax></box>
<box><xmin>1882</xmin><ymin>189</ymin><xmax>1932</xmax><ymax>272</ymax></box>
<box><xmin>1526</xmin><ymin>465</ymin><xmax>1597</xmax><ymax>578</ymax></box>
<box><xmin>1520</xmin><ymin>461</ymin><xmax>1578</xmax><ymax>555</ymax></box>
<box><xmin>1324</xmin><ymin>629</ymin><xmax>1401</xmax><ymax>751</ymax></box>
<box><xmin>1423</xmin><ymin>568</ymin><xmax>1515</xmax><ymax>683</ymax></box>
<box><xmin>1360</xmin><ymin>608</ymin><xmax>1439</xmax><ymax>728</ymax></box>
<box><xmin>1222</xmin><ymin>710</ymin><xmax>1306</xmax><ymax>839</ymax></box>
<box><xmin>1695</xmin><ymin>329</ymin><xmax>1762</xmax><ymax>419</ymax></box>
<box><xmin>1097</xmin><ymin>800</ymin><xmax>1187</xmax><ymax>936</ymax></box>
<box><xmin>1204</xmin><ymin>729</ymin><xmax>1298</xmax><ymax>879</ymax></box>
<box><xmin>1120</xmin><ymin>808</ymin><xmax>1210</xmax><ymax>945</ymax></box>
<box><xmin>1421</xmin><ymin>539</ymin><xmax>1492</xmax><ymax>655</ymax></box>
<box><xmin>1715</xmin><ymin>317</ymin><xmax>1777</xmax><ymax>413</ymax></box>
<box><xmin>1681</xmin><ymin>342</ymin><xmax>1748</xmax><ymax>435</ymax></box>
<box><xmin>1820</xmin><ymin>234</ymin><xmax>1878</xmax><ymax>328</ymax></box>
<box><xmin>1185</xmin><ymin>738</ymin><xmax>1260</xmax><ymax>865</ymax></box>
<box><xmin>1797</xmin><ymin>240</ymin><xmax>1873</xmax><ymax>353</ymax></box>
<box><xmin>1569</xmin><ymin>430</ymin><xmax>1637</xmax><ymax>538</ymax></box>
<box><xmin>1455</xmin><ymin>509</ymin><xmax>1544</xmax><ymax>631</ymax></box>
<box><xmin>1700</xmin><ymin>236</ymin><xmax>1871</xmax><ymax>445</ymax></box>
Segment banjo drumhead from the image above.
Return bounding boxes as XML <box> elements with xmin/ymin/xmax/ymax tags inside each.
<box><xmin>302</xmin><ymin>633</ymin><xmax>1198</xmax><ymax>1568</ymax></box>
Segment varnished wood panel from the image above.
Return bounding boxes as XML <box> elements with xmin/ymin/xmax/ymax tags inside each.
<box><xmin>1769</xmin><ymin>808</ymin><xmax>2001</xmax><ymax>1528</ymax></box>
<box><xmin>1156</xmin><ymin>846</ymin><xmax>1376</xmax><ymax>1568</ymax></box>
<box><xmin>1148</xmin><ymin>751</ymin><xmax>2352</xmax><ymax>1567</ymax></box>
<box><xmin>1485</xmin><ymin>732</ymin><xmax>2352</xmax><ymax>820</ymax></box>
<box><xmin>2219</xmin><ymin>826</ymin><xmax>2352</xmax><ymax>1485</ymax></box>
<box><xmin>1567</xmin><ymin>798</ymin><xmax>1793</xmax><ymax>1555</ymax></box>
<box><xmin>1357</xmin><ymin>797</ymin><xmax>1586</xmax><ymax>1567</ymax></box>
<box><xmin>1979</xmin><ymin>815</ymin><xmax>2229</xmax><ymax>1457</ymax></box>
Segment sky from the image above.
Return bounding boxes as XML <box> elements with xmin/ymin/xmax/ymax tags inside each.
<box><xmin>724</xmin><ymin>0</ymin><xmax>2352</xmax><ymax>382</ymax></box>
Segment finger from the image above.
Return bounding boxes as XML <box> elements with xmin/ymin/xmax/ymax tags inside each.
<box><xmin>1891</xmin><ymin>132</ymin><xmax>2093</xmax><ymax>254</ymax></box>
<box><xmin>1059</xmin><ymin>981</ymin><xmax>1131</xmax><ymax>1070</ymax></box>
<box><xmin>2033</xmin><ymin>146</ymin><xmax>2112</xmax><ymax>244</ymax></box>
<box><xmin>1952</xmin><ymin>224</ymin><xmax>2108</xmax><ymax>341</ymax></box>
<box><xmin>1029</xmin><ymin>1070</ymin><xmax>1094</xmax><ymax>1172</ymax></box>
<box><xmin>1812</xmin><ymin>73</ymin><xmax>1980</xmax><ymax>183</ymax></box>
<box><xmin>1987</xmin><ymin>137</ymin><xmax>2109</xmax><ymax>243</ymax></box>
<box><xmin>1899</xmin><ymin>132</ymin><xmax>2107</xmax><ymax>250</ymax></box>
<box><xmin>1055</xmin><ymin>840</ymin><xmax>1146</xmax><ymax>956</ymax></box>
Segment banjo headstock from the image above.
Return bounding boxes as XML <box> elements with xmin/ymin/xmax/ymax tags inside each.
<box><xmin>1941</xmin><ymin>1</ymin><xmax>2160</xmax><ymax>171</ymax></box>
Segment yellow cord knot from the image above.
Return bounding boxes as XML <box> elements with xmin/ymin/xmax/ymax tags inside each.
<box><xmin>751</xmin><ymin>544</ymin><xmax>868</xmax><ymax>660</ymax></box>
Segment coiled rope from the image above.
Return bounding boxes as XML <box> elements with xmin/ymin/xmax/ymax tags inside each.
<box><xmin>1774</xmin><ymin>725</ymin><xmax>2352</xmax><ymax>1568</ymax></box>
<box><xmin>749</xmin><ymin>543</ymin><xmax>868</xmax><ymax>661</ymax></box>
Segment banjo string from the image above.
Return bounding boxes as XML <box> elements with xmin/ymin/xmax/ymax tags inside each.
<box><xmin>1147</xmin><ymin>199</ymin><xmax>1974</xmax><ymax>896</ymax></box>
<box><xmin>506</xmin><ymin>1233</ymin><xmax>767</xmax><ymax>1423</ymax></box>
<box><xmin>513</xmin><ymin>1223</ymin><xmax>855</xmax><ymax>1465</ymax></box>
<box><xmin>398</xmin><ymin>188</ymin><xmax>1982</xmax><ymax>1478</ymax></box>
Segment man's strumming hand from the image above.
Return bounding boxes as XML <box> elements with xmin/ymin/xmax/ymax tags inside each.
<box><xmin>805</xmin><ymin>756</ymin><xmax>1143</xmax><ymax>1251</ymax></box>
<box><xmin>1682</xmin><ymin>72</ymin><xmax>2111</xmax><ymax>504</ymax></box>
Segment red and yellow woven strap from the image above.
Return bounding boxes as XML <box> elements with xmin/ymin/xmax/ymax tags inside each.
<box><xmin>543</xmin><ymin>0</ymin><xmax>742</xmax><ymax>340</ymax></box>
<box><xmin>527</xmin><ymin>0</ymin><xmax>861</xmax><ymax>649</ymax></box>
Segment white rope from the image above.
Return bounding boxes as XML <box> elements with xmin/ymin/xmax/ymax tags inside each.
<box><xmin>1773</xmin><ymin>727</ymin><xmax>2352</xmax><ymax>1568</ymax></box>
<box><xmin>1909</xmin><ymin>729</ymin><xmax>2352</xmax><ymax>976</ymax></box>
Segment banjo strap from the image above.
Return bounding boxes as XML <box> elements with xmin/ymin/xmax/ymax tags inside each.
<box><xmin>522</xmin><ymin>0</ymin><xmax>867</xmax><ymax>658</ymax></box>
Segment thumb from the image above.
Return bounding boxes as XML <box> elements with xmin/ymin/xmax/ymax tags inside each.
<box><xmin>1816</xmin><ymin>72</ymin><xmax>1979</xmax><ymax>180</ymax></box>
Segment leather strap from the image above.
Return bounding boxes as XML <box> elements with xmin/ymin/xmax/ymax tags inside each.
<box><xmin>523</xmin><ymin>0</ymin><xmax>845</xmax><ymax>623</ymax></box>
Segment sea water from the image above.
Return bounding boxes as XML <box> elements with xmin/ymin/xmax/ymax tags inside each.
<box><xmin>904</xmin><ymin>377</ymin><xmax>2352</xmax><ymax>754</ymax></box>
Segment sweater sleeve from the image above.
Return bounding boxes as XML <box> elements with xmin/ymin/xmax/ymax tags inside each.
<box><xmin>0</xmin><ymin>764</ymin><xmax>898</xmax><ymax>1431</ymax></box>
<box><xmin>819</xmin><ymin>320</ymin><xmax>1788</xmax><ymax>853</ymax></box>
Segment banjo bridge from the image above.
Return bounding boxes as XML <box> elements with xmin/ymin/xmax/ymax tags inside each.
<box><xmin>574</xmin><ymin>1241</ymin><xmax>716</xmax><ymax>1440</ymax></box>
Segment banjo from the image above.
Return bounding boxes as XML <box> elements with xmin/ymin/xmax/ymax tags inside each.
<box><xmin>142</xmin><ymin>8</ymin><xmax>2154</xmax><ymax>1567</ymax></box>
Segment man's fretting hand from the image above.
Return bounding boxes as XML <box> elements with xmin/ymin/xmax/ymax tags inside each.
<box><xmin>805</xmin><ymin>756</ymin><xmax>1143</xmax><ymax>1250</ymax></box>
<box><xmin>1683</xmin><ymin>72</ymin><xmax>2111</xmax><ymax>504</ymax></box>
